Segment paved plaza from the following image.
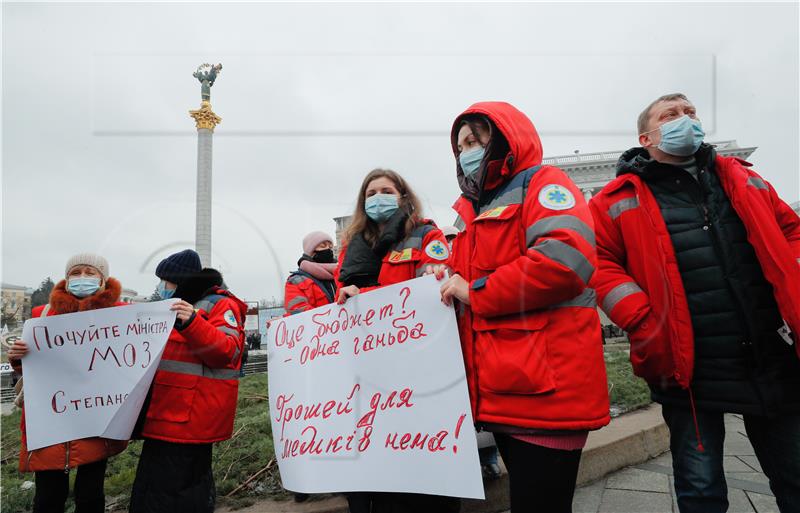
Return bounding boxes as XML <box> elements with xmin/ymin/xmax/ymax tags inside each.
<box><xmin>571</xmin><ymin>414</ymin><xmax>780</xmax><ymax>513</ymax></box>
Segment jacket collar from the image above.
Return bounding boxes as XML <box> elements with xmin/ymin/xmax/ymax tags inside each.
<box><xmin>49</xmin><ymin>277</ymin><xmax>122</xmax><ymax>314</ymax></box>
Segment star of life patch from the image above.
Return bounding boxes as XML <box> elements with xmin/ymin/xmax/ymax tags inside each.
<box><xmin>538</xmin><ymin>184</ymin><xmax>576</xmax><ymax>211</ymax></box>
<box><xmin>425</xmin><ymin>240</ymin><xmax>449</xmax><ymax>260</ymax></box>
<box><xmin>223</xmin><ymin>309</ymin><xmax>238</xmax><ymax>328</ymax></box>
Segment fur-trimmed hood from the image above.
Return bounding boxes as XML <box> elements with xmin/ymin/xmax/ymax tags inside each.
<box><xmin>49</xmin><ymin>277</ymin><xmax>123</xmax><ymax>314</ymax></box>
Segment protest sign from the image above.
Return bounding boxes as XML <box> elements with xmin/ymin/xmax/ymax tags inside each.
<box><xmin>268</xmin><ymin>275</ymin><xmax>483</xmax><ymax>499</ymax></box>
<box><xmin>21</xmin><ymin>300</ymin><xmax>176</xmax><ymax>450</ymax></box>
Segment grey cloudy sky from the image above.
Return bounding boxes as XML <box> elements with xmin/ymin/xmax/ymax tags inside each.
<box><xmin>2</xmin><ymin>1</ymin><xmax>798</xmax><ymax>302</ymax></box>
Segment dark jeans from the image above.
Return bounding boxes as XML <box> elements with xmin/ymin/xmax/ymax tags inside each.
<box><xmin>662</xmin><ymin>404</ymin><xmax>800</xmax><ymax>513</ymax></box>
<box><xmin>494</xmin><ymin>433</ymin><xmax>582</xmax><ymax>513</ymax></box>
<box><xmin>479</xmin><ymin>445</ymin><xmax>499</xmax><ymax>466</ymax></box>
<box><xmin>33</xmin><ymin>459</ymin><xmax>107</xmax><ymax>513</ymax></box>
<box><xmin>129</xmin><ymin>439</ymin><xmax>215</xmax><ymax>513</ymax></box>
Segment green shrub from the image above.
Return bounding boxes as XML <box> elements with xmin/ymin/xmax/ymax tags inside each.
<box><xmin>604</xmin><ymin>349</ymin><xmax>652</xmax><ymax>414</ymax></box>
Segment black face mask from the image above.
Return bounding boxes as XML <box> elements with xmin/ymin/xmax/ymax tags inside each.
<box><xmin>313</xmin><ymin>249</ymin><xmax>335</xmax><ymax>264</ymax></box>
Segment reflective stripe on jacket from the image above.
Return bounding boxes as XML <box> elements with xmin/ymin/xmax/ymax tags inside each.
<box><xmin>141</xmin><ymin>288</ymin><xmax>247</xmax><ymax>443</ymax></box>
<box><xmin>590</xmin><ymin>155</ymin><xmax>800</xmax><ymax>387</ymax></box>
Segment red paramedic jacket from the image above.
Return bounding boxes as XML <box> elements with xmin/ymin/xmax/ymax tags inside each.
<box><xmin>141</xmin><ymin>287</ymin><xmax>247</xmax><ymax>443</ymax></box>
<box><xmin>284</xmin><ymin>272</ymin><xmax>336</xmax><ymax>315</ymax></box>
<box><xmin>590</xmin><ymin>155</ymin><xmax>800</xmax><ymax>388</ymax></box>
<box><xmin>449</xmin><ymin>102</ymin><xmax>610</xmax><ymax>431</ymax></box>
<box><xmin>335</xmin><ymin>220</ymin><xmax>451</xmax><ymax>290</ymax></box>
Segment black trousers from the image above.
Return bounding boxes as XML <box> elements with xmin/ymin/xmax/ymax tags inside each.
<box><xmin>33</xmin><ymin>459</ymin><xmax>107</xmax><ymax>513</ymax></box>
<box><xmin>494</xmin><ymin>434</ymin><xmax>583</xmax><ymax>513</ymax></box>
<box><xmin>346</xmin><ymin>492</ymin><xmax>461</xmax><ymax>513</ymax></box>
<box><xmin>129</xmin><ymin>439</ymin><xmax>215</xmax><ymax>513</ymax></box>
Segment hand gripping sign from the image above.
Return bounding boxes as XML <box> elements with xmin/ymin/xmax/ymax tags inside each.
<box><xmin>268</xmin><ymin>275</ymin><xmax>484</xmax><ymax>499</ymax></box>
<box><xmin>21</xmin><ymin>300</ymin><xmax>177</xmax><ymax>450</ymax></box>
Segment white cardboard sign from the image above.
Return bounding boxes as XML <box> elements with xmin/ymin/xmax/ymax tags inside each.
<box><xmin>21</xmin><ymin>300</ymin><xmax>176</xmax><ymax>450</ymax></box>
<box><xmin>267</xmin><ymin>275</ymin><xmax>484</xmax><ymax>499</ymax></box>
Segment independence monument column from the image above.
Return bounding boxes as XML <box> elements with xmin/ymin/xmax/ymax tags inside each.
<box><xmin>189</xmin><ymin>63</ymin><xmax>222</xmax><ymax>267</ymax></box>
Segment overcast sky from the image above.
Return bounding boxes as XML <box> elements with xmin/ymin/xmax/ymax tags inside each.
<box><xmin>2</xmin><ymin>1</ymin><xmax>798</xmax><ymax>302</ymax></box>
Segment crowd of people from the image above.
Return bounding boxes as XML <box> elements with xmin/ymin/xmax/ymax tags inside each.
<box><xmin>7</xmin><ymin>94</ymin><xmax>800</xmax><ymax>513</ymax></box>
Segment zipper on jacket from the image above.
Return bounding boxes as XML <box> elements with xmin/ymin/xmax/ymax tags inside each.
<box><xmin>701</xmin><ymin>204</ymin><xmax>710</xmax><ymax>231</ymax></box>
<box><xmin>64</xmin><ymin>442</ymin><xmax>70</xmax><ymax>473</ymax></box>
<box><xmin>26</xmin><ymin>448</ymin><xmax>34</xmax><ymax>471</ymax></box>
<box><xmin>468</xmin><ymin>223</ymin><xmax>481</xmax><ymax>417</ymax></box>
<box><xmin>697</xmin><ymin>170</ymin><xmax>767</xmax><ymax>401</ymax></box>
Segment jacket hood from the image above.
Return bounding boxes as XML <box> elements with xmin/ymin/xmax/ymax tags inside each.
<box><xmin>174</xmin><ymin>267</ymin><xmax>226</xmax><ymax>305</ymax></box>
<box><xmin>50</xmin><ymin>277</ymin><xmax>122</xmax><ymax>314</ymax></box>
<box><xmin>616</xmin><ymin>143</ymin><xmax>717</xmax><ymax>178</ymax></box>
<box><xmin>451</xmin><ymin>102</ymin><xmax>544</xmax><ymax>199</ymax></box>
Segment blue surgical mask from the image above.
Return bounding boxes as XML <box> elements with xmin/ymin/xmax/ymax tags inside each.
<box><xmin>157</xmin><ymin>280</ymin><xmax>175</xmax><ymax>300</ymax></box>
<box><xmin>459</xmin><ymin>146</ymin><xmax>485</xmax><ymax>177</ymax></box>
<box><xmin>364</xmin><ymin>194</ymin><xmax>399</xmax><ymax>223</ymax></box>
<box><xmin>655</xmin><ymin>115</ymin><xmax>705</xmax><ymax>157</ymax></box>
<box><xmin>67</xmin><ymin>277</ymin><xmax>101</xmax><ymax>298</ymax></box>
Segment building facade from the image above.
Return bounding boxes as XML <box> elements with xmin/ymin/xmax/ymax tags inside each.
<box><xmin>547</xmin><ymin>140</ymin><xmax>756</xmax><ymax>201</ymax></box>
<box><xmin>1</xmin><ymin>283</ymin><xmax>32</xmax><ymax>326</ymax></box>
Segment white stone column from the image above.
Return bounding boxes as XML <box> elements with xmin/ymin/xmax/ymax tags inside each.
<box><xmin>189</xmin><ymin>99</ymin><xmax>221</xmax><ymax>268</ymax></box>
<box><xmin>195</xmin><ymin>128</ymin><xmax>213</xmax><ymax>267</ymax></box>
<box><xmin>582</xmin><ymin>188</ymin><xmax>594</xmax><ymax>202</ymax></box>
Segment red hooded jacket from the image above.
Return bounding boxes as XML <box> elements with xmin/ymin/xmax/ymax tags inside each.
<box><xmin>284</xmin><ymin>272</ymin><xmax>336</xmax><ymax>315</ymax></box>
<box><xmin>590</xmin><ymin>155</ymin><xmax>800</xmax><ymax>388</ymax></box>
<box><xmin>449</xmin><ymin>102</ymin><xmax>610</xmax><ymax>431</ymax></box>
<box><xmin>141</xmin><ymin>287</ymin><xmax>247</xmax><ymax>443</ymax></box>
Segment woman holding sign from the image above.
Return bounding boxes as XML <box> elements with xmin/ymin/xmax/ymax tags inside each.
<box><xmin>433</xmin><ymin>102</ymin><xmax>611</xmax><ymax>513</ymax></box>
<box><xmin>7</xmin><ymin>253</ymin><xmax>128</xmax><ymax>513</ymax></box>
<box><xmin>336</xmin><ymin>168</ymin><xmax>451</xmax><ymax>303</ymax></box>
<box><xmin>335</xmin><ymin>168</ymin><xmax>458</xmax><ymax>513</ymax></box>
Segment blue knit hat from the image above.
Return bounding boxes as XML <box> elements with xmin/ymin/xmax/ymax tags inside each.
<box><xmin>155</xmin><ymin>249</ymin><xmax>202</xmax><ymax>285</ymax></box>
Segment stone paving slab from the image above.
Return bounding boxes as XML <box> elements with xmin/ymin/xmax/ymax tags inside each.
<box><xmin>572</xmin><ymin>478</ymin><xmax>605</xmax><ymax>513</ymax></box>
<box><xmin>725</xmin><ymin>455</ymin><xmax>757</xmax><ymax>472</ymax></box>
<box><xmin>724</xmin><ymin>431</ymin><xmax>757</xmax><ymax>456</ymax></box>
<box><xmin>728</xmin><ymin>471</ymin><xmax>770</xmax><ymax>485</ymax></box>
<box><xmin>745</xmin><ymin>492</ymin><xmax>779</xmax><ymax>513</ymax></box>
<box><xmin>738</xmin><ymin>455</ymin><xmax>763</xmax><ymax>472</ymax></box>
<box><xmin>597</xmin><ymin>489</ymin><xmax>673</xmax><ymax>513</ymax></box>
<box><xmin>605</xmin><ymin>468</ymin><xmax>670</xmax><ymax>494</ymax></box>
<box><xmin>727</xmin><ymin>488</ymin><xmax>757</xmax><ymax>513</ymax></box>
